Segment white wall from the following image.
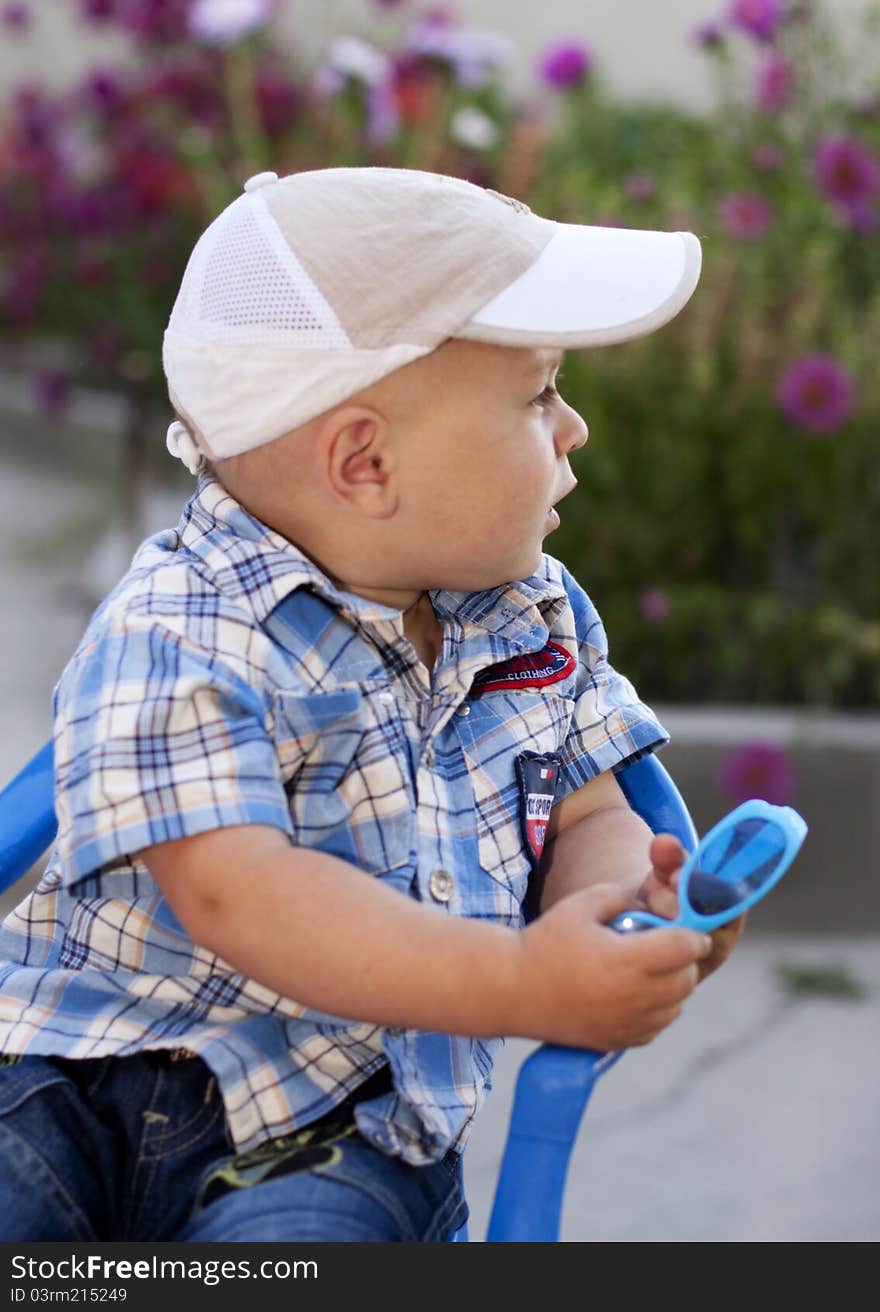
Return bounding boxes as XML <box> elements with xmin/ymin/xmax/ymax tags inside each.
<box><xmin>2</xmin><ymin>0</ymin><xmax>877</xmax><ymax>113</ymax></box>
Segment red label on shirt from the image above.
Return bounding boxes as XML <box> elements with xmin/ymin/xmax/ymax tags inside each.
<box><xmin>515</xmin><ymin>753</ymin><xmax>560</xmax><ymax>870</ymax></box>
<box><xmin>471</xmin><ymin>642</ymin><xmax>576</xmax><ymax>695</ymax></box>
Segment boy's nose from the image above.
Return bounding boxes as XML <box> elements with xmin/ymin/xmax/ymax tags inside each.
<box><xmin>557</xmin><ymin>404</ymin><xmax>589</xmax><ymax>454</ymax></box>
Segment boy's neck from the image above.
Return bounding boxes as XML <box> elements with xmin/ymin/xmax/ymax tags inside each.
<box><xmin>403</xmin><ymin>599</ymin><xmax>444</xmax><ymax>674</ymax></box>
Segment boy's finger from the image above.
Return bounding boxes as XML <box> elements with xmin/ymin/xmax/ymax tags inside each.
<box><xmin>644</xmin><ymin>885</ymin><xmax>679</xmax><ymax>919</ymax></box>
<box><xmin>635</xmin><ymin>927</ymin><xmax>712</xmax><ymax>973</ymax></box>
<box><xmin>649</xmin><ymin>832</ymin><xmax>688</xmax><ymax>874</ymax></box>
<box><xmin>584</xmin><ymin>882</ymin><xmax>635</xmax><ymax>922</ymax></box>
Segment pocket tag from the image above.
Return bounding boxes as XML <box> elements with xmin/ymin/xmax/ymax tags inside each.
<box><xmin>515</xmin><ymin>752</ymin><xmax>560</xmax><ymax>871</ymax></box>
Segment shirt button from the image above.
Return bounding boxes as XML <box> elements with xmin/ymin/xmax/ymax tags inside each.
<box><xmin>377</xmin><ymin>690</ymin><xmax>395</xmax><ymax>704</ymax></box>
<box><xmin>428</xmin><ymin>869</ymin><xmax>454</xmax><ymax>903</ymax></box>
<box><xmin>455</xmin><ymin>704</ymin><xmax>471</xmax><ymax>717</ymax></box>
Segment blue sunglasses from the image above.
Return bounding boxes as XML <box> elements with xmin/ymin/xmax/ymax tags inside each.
<box><xmin>610</xmin><ymin>798</ymin><xmax>809</xmax><ymax>935</ymax></box>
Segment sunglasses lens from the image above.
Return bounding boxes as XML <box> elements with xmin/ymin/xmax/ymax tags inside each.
<box><xmin>686</xmin><ymin>816</ymin><xmax>788</xmax><ymax>918</ymax></box>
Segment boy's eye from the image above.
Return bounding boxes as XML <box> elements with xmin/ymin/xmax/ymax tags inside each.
<box><xmin>531</xmin><ymin>375</ymin><xmax>564</xmax><ymax>407</ymax></box>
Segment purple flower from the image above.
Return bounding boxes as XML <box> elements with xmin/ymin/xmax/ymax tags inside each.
<box><xmin>254</xmin><ymin>67</ymin><xmax>302</xmax><ymax>136</ymax></box>
<box><xmin>33</xmin><ymin>370</ymin><xmax>73</xmax><ymax>419</ymax></box>
<box><xmin>189</xmin><ymin>0</ymin><xmax>276</xmax><ymax>45</ymax></box>
<box><xmin>813</xmin><ymin>135</ymin><xmax>879</xmax><ymax>227</ymax></box>
<box><xmin>718</xmin><ymin>191</ymin><xmax>774</xmax><ymax>239</ymax></box>
<box><xmin>1</xmin><ymin>3</ymin><xmax>30</xmax><ymax>32</ymax></box>
<box><xmin>143</xmin><ymin>56</ymin><xmax>226</xmax><ymax>128</ymax></box>
<box><xmin>326</xmin><ymin>34</ymin><xmax>392</xmax><ymax>87</ymax></box>
<box><xmin>720</xmin><ymin>742</ymin><xmax>795</xmax><ymax>806</ymax></box>
<box><xmin>406</xmin><ymin>19</ymin><xmax>514</xmax><ymax>87</ymax></box>
<box><xmin>539</xmin><ymin>40</ymin><xmax>592</xmax><ymax>89</ymax></box>
<box><xmin>727</xmin><ymin>0</ymin><xmax>783</xmax><ymax>42</ymax></box>
<box><xmin>83</xmin><ymin>70</ymin><xmax>127</xmax><ymax>112</ymax></box>
<box><xmin>77</xmin><ymin>0</ymin><xmax>119</xmax><ymax>22</ymax></box>
<box><xmin>366</xmin><ymin>82</ymin><xmax>401</xmax><ymax>146</ymax></box>
<box><xmin>638</xmin><ymin>588</ymin><xmax>669</xmax><ymax>624</ymax></box>
<box><xmin>853</xmin><ymin>91</ymin><xmax>879</xmax><ymax>118</ymax></box>
<box><xmin>776</xmin><ymin>354</ymin><xmax>854</xmax><ymax>434</ymax></box>
<box><xmin>2</xmin><ymin>247</ymin><xmax>48</xmax><ymax>323</ymax></box>
<box><xmin>756</xmin><ymin>52</ymin><xmax>792</xmax><ymax>110</ymax></box>
<box><xmin>691</xmin><ymin>21</ymin><xmax>726</xmax><ymax>49</ymax></box>
<box><xmin>625</xmin><ymin>171</ymin><xmax>655</xmax><ymax>203</ymax></box>
<box><xmin>117</xmin><ymin>0</ymin><xmax>193</xmax><ymax>44</ymax></box>
<box><xmin>839</xmin><ymin>199</ymin><xmax>878</xmax><ymax>233</ymax></box>
<box><xmin>752</xmin><ymin>140</ymin><xmax>785</xmax><ymax>172</ymax></box>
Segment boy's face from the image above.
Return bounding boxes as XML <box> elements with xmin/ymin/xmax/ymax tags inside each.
<box><xmin>386</xmin><ymin>338</ymin><xmax>588</xmax><ymax>589</ymax></box>
<box><xmin>214</xmin><ymin>339</ymin><xmax>589</xmax><ymax>600</ymax></box>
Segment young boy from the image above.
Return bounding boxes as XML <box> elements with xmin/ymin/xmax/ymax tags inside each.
<box><xmin>0</xmin><ymin>167</ymin><xmax>739</xmax><ymax>1242</ymax></box>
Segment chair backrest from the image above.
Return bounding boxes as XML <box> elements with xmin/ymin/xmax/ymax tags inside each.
<box><xmin>0</xmin><ymin>741</ymin><xmax>696</xmax><ymax>1243</ymax></box>
<box><xmin>482</xmin><ymin>753</ymin><xmax>697</xmax><ymax>1242</ymax></box>
<box><xmin>0</xmin><ymin>739</ymin><xmax>56</xmax><ymax>893</ymax></box>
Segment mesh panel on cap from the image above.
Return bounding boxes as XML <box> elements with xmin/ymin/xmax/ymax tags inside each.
<box><xmin>168</xmin><ymin>193</ymin><xmax>351</xmax><ymax>350</ymax></box>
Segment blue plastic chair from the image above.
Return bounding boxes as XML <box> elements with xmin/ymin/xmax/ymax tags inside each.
<box><xmin>0</xmin><ymin>742</ymin><xmax>696</xmax><ymax>1242</ymax></box>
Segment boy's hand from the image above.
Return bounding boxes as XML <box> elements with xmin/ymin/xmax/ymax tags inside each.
<box><xmin>518</xmin><ymin>883</ymin><xmax>712</xmax><ymax>1052</ymax></box>
<box><xmin>637</xmin><ymin>833</ymin><xmax>746</xmax><ymax>981</ymax></box>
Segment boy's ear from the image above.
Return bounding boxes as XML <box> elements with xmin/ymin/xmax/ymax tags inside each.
<box><xmin>321</xmin><ymin>406</ymin><xmax>398</xmax><ymax>517</ymax></box>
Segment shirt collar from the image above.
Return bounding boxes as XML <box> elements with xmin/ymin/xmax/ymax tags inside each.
<box><xmin>177</xmin><ymin>472</ymin><xmax>567</xmax><ymax>644</ymax></box>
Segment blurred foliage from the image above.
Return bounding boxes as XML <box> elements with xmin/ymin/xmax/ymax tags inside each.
<box><xmin>777</xmin><ymin>961</ymin><xmax>869</xmax><ymax>999</ymax></box>
<box><xmin>0</xmin><ymin>0</ymin><xmax>878</xmax><ymax>707</ymax></box>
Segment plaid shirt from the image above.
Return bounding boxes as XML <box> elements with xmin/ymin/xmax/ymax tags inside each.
<box><xmin>0</xmin><ymin>473</ymin><xmax>667</xmax><ymax>1164</ymax></box>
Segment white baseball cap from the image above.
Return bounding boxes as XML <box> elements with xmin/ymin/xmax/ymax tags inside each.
<box><xmin>163</xmin><ymin>166</ymin><xmax>702</xmax><ymax>469</ymax></box>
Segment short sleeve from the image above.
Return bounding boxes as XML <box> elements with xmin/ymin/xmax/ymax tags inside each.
<box><xmin>52</xmin><ymin>617</ymin><xmax>292</xmax><ymax>887</ymax></box>
<box><xmin>553</xmin><ymin>563</ymin><xmax>669</xmax><ymax>800</ymax></box>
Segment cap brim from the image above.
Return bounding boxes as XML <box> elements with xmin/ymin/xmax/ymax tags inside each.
<box><xmin>458</xmin><ymin>223</ymin><xmax>701</xmax><ymax>348</ymax></box>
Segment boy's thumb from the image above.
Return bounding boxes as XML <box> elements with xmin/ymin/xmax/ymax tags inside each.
<box><xmin>649</xmin><ymin>832</ymin><xmax>688</xmax><ymax>874</ymax></box>
<box><xmin>583</xmin><ymin>882</ymin><xmax>633</xmax><ymax>924</ymax></box>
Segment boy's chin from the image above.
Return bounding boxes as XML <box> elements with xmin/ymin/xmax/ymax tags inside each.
<box><xmin>427</xmin><ymin>544</ymin><xmax>545</xmax><ymax>593</ymax></box>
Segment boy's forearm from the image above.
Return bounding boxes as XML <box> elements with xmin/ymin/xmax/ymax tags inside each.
<box><xmin>535</xmin><ymin>805</ymin><xmax>654</xmax><ymax>914</ymax></box>
<box><xmin>146</xmin><ymin>830</ymin><xmax>523</xmax><ymax>1039</ymax></box>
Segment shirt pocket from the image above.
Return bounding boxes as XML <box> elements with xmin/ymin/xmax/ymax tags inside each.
<box><xmin>272</xmin><ymin>687</ymin><xmax>414</xmax><ymax>879</ymax></box>
<box><xmin>455</xmin><ymin>690</ymin><xmax>573</xmax><ymax>908</ymax></box>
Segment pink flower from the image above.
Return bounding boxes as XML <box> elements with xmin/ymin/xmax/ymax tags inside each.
<box><xmin>2</xmin><ymin>246</ymin><xmax>48</xmax><ymax>323</ymax></box>
<box><xmin>189</xmin><ymin>0</ymin><xmax>276</xmax><ymax>45</ymax></box>
<box><xmin>752</xmin><ymin>140</ymin><xmax>785</xmax><ymax>172</ymax></box>
<box><xmin>539</xmin><ymin>40</ymin><xmax>592</xmax><ymax>89</ymax></box>
<box><xmin>1</xmin><ymin>3</ymin><xmax>30</xmax><ymax>33</ymax></box>
<box><xmin>638</xmin><ymin>588</ymin><xmax>669</xmax><ymax>624</ymax></box>
<box><xmin>254</xmin><ymin>67</ymin><xmax>303</xmax><ymax>136</ymax></box>
<box><xmin>727</xmin><ymin>0</ymin><xmax>783</xmax><ymax>42</ymax></box>
<box><xmin>33</xmin><ymin>370</ymin><xmax>72</xmax><ymax>419</ymax></box>
<box><xmin>77</xmin><ymin>0</ymin><xmax>118</xmax><ymax>22</ymax></box>
<box><xmin>407</xmin><ymin>18</ymin><xmax>514</xmax><ymax>88</ymax></box>
<box><xmin>776</xmin><ymin>354</ymin><xmax>854</xmax><ymax>434</ymax></box>
<box><xmin>116</xmin><ymin>0</ymin><xmax>192</xmax><ymax>44</ymax></box>
<box><xmin>691</xmin><ymin>22</ymin><xmax>726</xmax><ymax>49</ymax></box>
<box><xmin>812</xmin><ymin>135</ymin><xmax>879</xmax><ymax>228</ymax></box>
<box><xmin>756</xmin><ymin>52</ymin><xmax>792</xmax><ymax>111</ymax></box>
<box><xmin>625</xmin><ymin>171</ymin><xmax>655</xmax><ymax>203</ymax></box>
<box><xmin>718</xmin><ymin>191</ymin><xmax>774</xmax><ymax>239</ymax></box>
<box><xmin>720</xmin><ymin>742</ymin><xmax>795</xmax><ymax>806</ymax></box>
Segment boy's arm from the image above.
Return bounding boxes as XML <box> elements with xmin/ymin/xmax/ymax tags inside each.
<box><xmin>138</xmin><ymin>823</ymin><xmax>711</xmax><ymax>1053</ymax></box>
<box><xmin>534</xmin><ymin>770</ymin><xmax>745</xmax><ymax>979</ymax></box>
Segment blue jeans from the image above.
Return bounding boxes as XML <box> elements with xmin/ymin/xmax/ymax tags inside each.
<box><xmin>0</xmin><ymin>1051</ymin><xmax>468</xmax><ymax>1242</ymax></box>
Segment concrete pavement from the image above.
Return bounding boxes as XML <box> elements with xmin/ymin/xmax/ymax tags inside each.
<box><xmin>462</xmin><ymin>931</ymin><xmax>880</xmax><ymax>1242</ymax></box>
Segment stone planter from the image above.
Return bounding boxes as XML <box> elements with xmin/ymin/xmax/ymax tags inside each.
<box><xmin>653</xmin><ymin>705</ymin><xmax>880</xmax><ymax>934</ymax></box>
